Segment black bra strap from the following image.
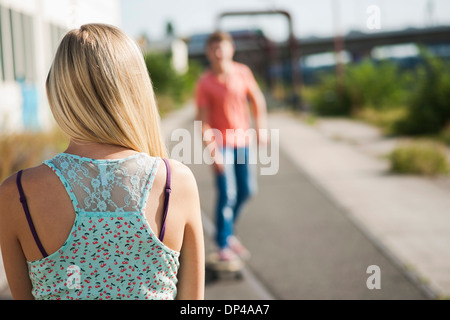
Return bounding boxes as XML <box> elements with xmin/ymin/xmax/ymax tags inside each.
<box><xmin>16</xmin><ymin>170</ymin><xmax>48</xmax><ymax>258</ymax></box>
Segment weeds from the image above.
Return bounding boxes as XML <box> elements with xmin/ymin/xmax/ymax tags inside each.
<box><xmin>307</xmin><ymin>49</ymin><xmax>450</xmax><ymax>140</ymax></box>
<box><xmin>388</xmin><ymin>140</ymin><xmax>449</xmax><ymax>176</ymax></box>
<box><xmin>0</xmin><ymin>128</ymin><xmax>68</xmax><ymax>182</ymax></box>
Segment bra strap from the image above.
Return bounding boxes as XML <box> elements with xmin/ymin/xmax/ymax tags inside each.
<box><xmin>16</xmin><ymin>170</ymin><xmax>48</xmax><ymax>258</ymax></box>
<box><xmin>159</xmin><ymin>159</ymin><xmax>171</xmax><ymax>242</ymax></box>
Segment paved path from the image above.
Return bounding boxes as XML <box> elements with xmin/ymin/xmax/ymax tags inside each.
<box><xmin>164</xmin><ymin>104</ymin><xmax>437</xmax><ymax>299</ymax></box>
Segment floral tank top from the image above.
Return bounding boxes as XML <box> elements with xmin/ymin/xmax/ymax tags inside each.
<box><xmin>25</xmin><ymin>152</ymin><xmax>180</xmax><ymax>300</ymax></box>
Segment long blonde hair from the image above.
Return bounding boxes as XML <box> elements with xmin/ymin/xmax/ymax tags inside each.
<box><xmin>46</xmin><ymin>23</ymin><xmax>168</xmax><ymax>158</ymax></box>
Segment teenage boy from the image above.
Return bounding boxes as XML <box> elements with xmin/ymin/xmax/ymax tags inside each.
<box><xmin>195</xmin><ymin>31</ymin><xmax>268</xmax><ymax>262</ymax></box>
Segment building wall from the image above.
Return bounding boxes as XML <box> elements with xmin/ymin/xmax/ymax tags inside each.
<box><xmin>0</xmin><ymin>0</ymin><xmax>121</xmax><ymax>133</ymax></box>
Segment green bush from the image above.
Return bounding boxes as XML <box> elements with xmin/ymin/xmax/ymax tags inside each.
<box><xmin>388</xmin><ymin>140</ymin><xmax>449</xmax><ymax>176</ymax></box>
<box><xmin>308</xmin><ymin>51</ymin><xmax>450</xmax><ymax>143</ymax></box>
<box><xmin>310</xmin><ymin>59</ymin><xmax>412</xmax><ymax>116</ymax></box>
<box><xmin>144</xmin><ymin>52</ymin><xmax>203</xmax><ymax>114</ymax></box>
<box><xmin>310</xmin><ymin>73</ymin><xmax>353</xmax><ymax>116</ymax></box>
<box><xmin>394</xmin><ymin>51</ymin><xmax>450</xmax><ymax>135</ymax></box>
<box><xmin>351</xmin><ymin>61</ymin><xmax>412</xmax><ymax>110</ymax></box>
<box><xmin>144</xmin><ymin>53</ymin><xmax>178</xmax><ymax>96</ymax></box>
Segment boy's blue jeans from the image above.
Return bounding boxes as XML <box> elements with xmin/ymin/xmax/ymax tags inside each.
<box><xmin>215</xmin><ymin>146</ymin><xmax>257</xmax><ymax>249</ymax></box>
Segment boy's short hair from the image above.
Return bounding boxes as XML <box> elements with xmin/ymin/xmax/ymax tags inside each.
<box><xmin>206</xmin><ymin>31</ymin><xmax>234</xmax><ymax>48</ymax></box>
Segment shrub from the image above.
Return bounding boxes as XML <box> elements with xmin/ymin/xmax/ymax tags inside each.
<box><xmin>144</xmin><ymin>52</ymin><xmax>178</xmax><ymax>97</ymax></box>
<box><xmin>394</xmin><ymin>51</ymin><xmax>450</xmax><ymax>135</ymax></box>
<box><xmin>144</xmin><ymin>52</ymin><xmax>203</xmax><ymax>115</ymax></box>
<box><xmin>310</xmin><ymin>59</ymin><xmax>411</xmax><ymax>117</ymax></box>
<box><xmin>310</xmin><ymin>73</ymin><xmax>353</xmax><ymax>116</ymax></box>
<box><xmin>388</xmin><ymin>140</ymin><xmax>449</xmax><ymax>176</ymax></box>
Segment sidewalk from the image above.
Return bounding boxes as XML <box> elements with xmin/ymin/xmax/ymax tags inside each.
<box><xmin>268</xmin><ymin>110</ymin><xmax>450</xmax><ymax>299</ymax></box>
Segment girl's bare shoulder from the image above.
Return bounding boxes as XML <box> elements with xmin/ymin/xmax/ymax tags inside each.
<box><xmin>0</xmin><ymin>164</ymin><xmax>58</xmax><ymax>211</ymax></box>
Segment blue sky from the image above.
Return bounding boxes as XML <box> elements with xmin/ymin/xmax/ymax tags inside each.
<box><xmin>120</xmin><ymin>0</ymin><xmax>450</xmax><ymax>41</ymax></box>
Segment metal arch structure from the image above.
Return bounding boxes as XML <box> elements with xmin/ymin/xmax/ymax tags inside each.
<box><xmin>215</xmin><ymin>9</ymin><xmax>303</xmax><ymax>110</ymax></box>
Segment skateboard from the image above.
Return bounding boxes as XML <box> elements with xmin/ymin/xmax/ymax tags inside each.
<box><xmin>206</xmin><ymin>252</ymin><xmax>244</xmax><ymax>280</ymax></box>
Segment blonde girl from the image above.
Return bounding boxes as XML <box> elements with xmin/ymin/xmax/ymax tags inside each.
<box><xmin>0</xmin><ymin>23</ymin><xmax>204</xmax><ymax>300</ymax></box>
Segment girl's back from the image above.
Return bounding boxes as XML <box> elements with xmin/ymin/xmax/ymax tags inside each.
<box><xmin>1</xmin><ymin>147</ymin><xmax>203</xmax><ymax>299</ymax></box>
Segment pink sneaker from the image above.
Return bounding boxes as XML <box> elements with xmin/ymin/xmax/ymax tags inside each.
<box><xmin>218</xmin><ymin>247</ymin><xmax>239</xmax><ymax>262</ymax></box>
<box><xmin>228</xmin><ymin>236</ymin><xmax>251</xmax><ymax>261</ymax></box>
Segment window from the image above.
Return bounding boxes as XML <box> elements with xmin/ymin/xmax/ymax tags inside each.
<box><xmin>21</xmin><ymin>13</ymin><xmax>36</xmax><ymax>83</ymax></box>
<box><xmin>10</xmin><ymin>8</ymin><xmax>24</xmax><ymax>81</ymax></box>
<box><xmin>0</xmin><ymin>7</ymin><xmax>36</xmax><ymax>83</ymax></box>
<box><xmin>0</xmin><ymin>5</ymin><xmax>4</xmax><ymax>81</ymax></box>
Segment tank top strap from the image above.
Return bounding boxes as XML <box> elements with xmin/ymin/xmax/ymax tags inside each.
<box><xmin>139</xmin><ymin>156</ymin><xmax>161</xmax><ymax>211</ymax></box>
<box><xmin>43</xmin><ymin>158</ymin><xmax>80</xmax><ymax>213</ymax></box>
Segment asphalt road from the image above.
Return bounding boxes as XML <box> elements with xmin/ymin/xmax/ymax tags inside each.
<box><xmin>177</xmin><ymin>120</ymin><xmax>430</xmax><ymax>300</ymax></box>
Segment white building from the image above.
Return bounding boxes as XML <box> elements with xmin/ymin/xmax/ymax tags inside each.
<box><xmin>0</xmin><ymin>0</ymin><xmax>121</xmax><ymax>133</ymax></box>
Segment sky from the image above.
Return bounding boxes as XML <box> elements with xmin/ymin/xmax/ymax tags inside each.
<box><xmin>120</xmin><ymin>0</ymin><xmax>450</xmax><ymax>42</ymax></box>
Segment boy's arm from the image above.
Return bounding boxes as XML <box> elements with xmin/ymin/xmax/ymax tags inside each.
<box><xmin>195</xmin><ymin>107</ymin><xmax>224</xmax><ymax>174</ymax></box>
<box><xmin>247</xmin><ymin>76</ymin><xmax>268</xmax><ymax>144</ymax></box>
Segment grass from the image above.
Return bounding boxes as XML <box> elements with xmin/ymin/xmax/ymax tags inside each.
<box><xmin>388</xmin><ymin>139</ymin><xmax>449</xmax><ymax>176</ymax></box>
<box><xmin>0</xmin><ymin>128</ymin><xmax>69</xmax><ymax>182</ymax></box>
<box><xmin>354</xmin><ymin>106</ymin><xmax>409</xmax><ymax>136</ymax></box>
